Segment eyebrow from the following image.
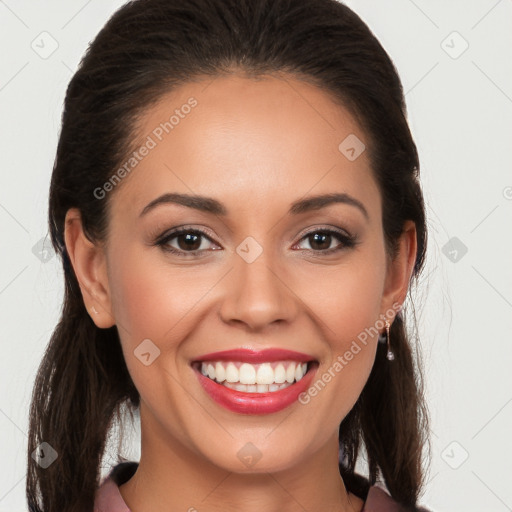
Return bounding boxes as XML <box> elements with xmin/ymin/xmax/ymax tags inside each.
<box><xmin>139</xmin><ymin>192</ymin><xmax>369</xmax><ymax>220</ymax></box>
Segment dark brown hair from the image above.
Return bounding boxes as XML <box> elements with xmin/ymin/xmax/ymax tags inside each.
<box><xmin>27</xmin><ymin>0</ymin><xmax>430</xmax><ymax>510</ymax></box>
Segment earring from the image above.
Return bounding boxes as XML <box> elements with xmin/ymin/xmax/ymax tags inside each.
<box><xmin>385</xmin><ymin>319</ymin><xmax>394</xmax><ymax>361</ymax></box>
<box><xmin>91</xmin><ymin>306</ymin><xmax>99</xmax><ymax>315</ymax></box>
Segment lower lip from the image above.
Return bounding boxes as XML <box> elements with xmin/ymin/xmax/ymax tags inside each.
<box><xmin>193</xmin><ymin>363</ymin><xmax>318</xmax><ymax>415</ymax></box>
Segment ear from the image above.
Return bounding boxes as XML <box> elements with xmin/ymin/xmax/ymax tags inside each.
<box><xmin>380</xmin><ymin>220</ymin><xmax>417</xmax><ymax>320</ymax></box>
<box><xmin>64</xmin><ymin>208</ymin><xmax>115</xmax><ymax>328</ymax></box>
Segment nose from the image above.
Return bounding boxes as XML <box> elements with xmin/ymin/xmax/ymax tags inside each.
<box><xmin>218</xmin><ymin>247</ymin><xmax>299</xmax><ymax>331</ymax></box>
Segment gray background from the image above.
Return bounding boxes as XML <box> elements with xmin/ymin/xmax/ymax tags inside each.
<box><xmin>1</xmin><ymin>0</ymin><xmax>511</xmax><ymax>510</ymax></box>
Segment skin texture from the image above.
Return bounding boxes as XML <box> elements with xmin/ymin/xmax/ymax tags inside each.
<box><xmin>64</xmin><ymin>74</ymin><xmax>417</xmax><ymax>512</ymax></box>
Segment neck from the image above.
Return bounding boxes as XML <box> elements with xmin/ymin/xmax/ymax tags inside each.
<box><xmin>119</xmin><ymin>405</ymin><xmax>364</xmax><ymax>512</ymax></box>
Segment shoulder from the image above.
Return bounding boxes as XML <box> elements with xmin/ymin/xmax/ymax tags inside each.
<box><xmin>94</xmin><ymin>461</ymin><xmax>138</xmax><ymax>512</ymax></box>
<box><xmin>343</xmin><ymin>470</ymin><xmax>433</xmax><ymax>512</ymax></box>
<box><xmin>363</xmin><ymin>485</ymin><xmax>433</xmax><ymax>512</ymax></box>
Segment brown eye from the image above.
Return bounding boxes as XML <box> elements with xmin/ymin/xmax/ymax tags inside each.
<box><xmin>156</xmin><ymin>228</ymin><xmax>220</xmax><ymax>256</ymax></box>
<box><xmin>175</xmin><ymin>232</ymin><xmax>202</xmax><ymax>251</ymax></box>
<box><xmin>308</xmin><ymin>232</ymin><xmax>333</xmax><ymax>251</ymax></box>
<box><xmin>295</xmin><ymin>228</ymin><xmax>357</xmax><ymax>254</ymax></box>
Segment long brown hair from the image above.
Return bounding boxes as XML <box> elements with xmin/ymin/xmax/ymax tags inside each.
<box><xmin>27</xmin><ymin>0</ymin><xmax>430</xmax><ymax>510</ymax></box>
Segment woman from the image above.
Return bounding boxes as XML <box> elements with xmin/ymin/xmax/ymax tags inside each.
<box><xmin>27</xmin><ymin>0</ymin><xmax>432</xmax><ymax>510</ymax></box>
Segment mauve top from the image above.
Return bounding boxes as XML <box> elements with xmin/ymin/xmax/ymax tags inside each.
<box><xmin>94</xmin><ymin>462</ymin><xmax>431</xmax><ymax>512</ymax></box>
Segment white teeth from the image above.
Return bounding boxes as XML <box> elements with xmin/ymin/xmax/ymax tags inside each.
<box><xmin>295</xmin><ymin>364</ymin><xmax>303</xmax><ymax>382</ymax></box>
<box><xmin>198</xmin><ymin>360</ymin><xmax>311</xmax><ymax>390</ymax></box>
<box><xmin>239</xmin><ymin>363</ymin><xmax>256</xmax><ymax>384</ymax></box>
<box><xmin>256</xmin><ymin>363</ymin><xmax>274</xmax><ymax>384</ymax></box>
<box><xmin>215</xmin><ymin>362</ymin><xmax>226</xmax><ymax>382</ymax></box>
<box><xmin>226</xmin><ymin>362</ymin><xmax>238</xmax><ymax>383</ymax></box>
<box><xmin>223</xmin><ymin>381</ymin><xmax>291</xmax><ymax>393</ymax></box>
<box><xmin>274</xmin><ymin>363</ymin><xmax>286</xmax><ymax>383</ymax></box>
<box><xmin>286</xmin><ymin>363</ymin><xmax>295</xmax><ymax>383</ymax></box>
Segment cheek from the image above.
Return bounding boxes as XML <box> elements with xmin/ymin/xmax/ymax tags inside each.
<box><xmin>108</xmin><ymin>247</ymin><xmax>205</xmax><ymax>340</ymax></box>
<box><xmin>299</xmin><ymin>250</ymin><xmax>386</xmax><ymax>345</ymax></box>
<box><xmin>106</xmin><ymin>247</ymin><xmax>226</xmax><ymax>389</ymax></box>
<box><xmin>294</xmin><ymin>249</ymin><xmax>385</xmax><ymax>411</ymax></box>
<box><xmin>108</xmin><ymin>258</ymin><xmax>170</xmax><ymax>342</ymax></box>
<box><xmin>105</xmin><ymin>249</ymin><xmax>198</xmax><ymax>397</ymax></box>
<box><xmin>300</xmin><ymin>278</ymin><xmax>380</xmax><ymax>430</ymax></box>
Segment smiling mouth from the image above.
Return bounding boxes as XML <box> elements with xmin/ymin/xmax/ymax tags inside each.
<box><xmin>191</xmin><ymin>360</ymin><xmax>318</xmax><ymax>394</ymax></box>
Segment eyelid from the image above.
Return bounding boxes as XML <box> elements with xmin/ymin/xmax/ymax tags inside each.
<box><xmin>294</xmin><ymin>224</ymin><xmax>353</xmax><ymax>243</ymax></box>
<box><xmin>154</xmin><ymin>225</ymin><xmax>220</xmax><ymax>246</ymax></box>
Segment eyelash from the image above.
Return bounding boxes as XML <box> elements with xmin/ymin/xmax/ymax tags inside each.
<box><xmin>154</xmin><ymin>226</ymin><xmax>358</xmax><ymax>257</ymax></box>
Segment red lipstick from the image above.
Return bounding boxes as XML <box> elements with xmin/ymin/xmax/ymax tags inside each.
<box><xmin>191</xmin><ymin>349</ymin><xmax>318</xmax><ymax>415</ymax></box>
<box><xmin>193</xmin><ymin>348</ymin><xmax>315</xmax><ymax>364</ymax></box>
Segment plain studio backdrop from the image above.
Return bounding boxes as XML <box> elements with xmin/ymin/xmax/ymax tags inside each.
<box><xmin>1</xmin><ymin>1</ymin><xmax>511</xmax><ymax>511</ymax></box>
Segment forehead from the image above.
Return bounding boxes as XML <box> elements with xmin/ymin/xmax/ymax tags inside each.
<box><xmin>110</xmin><ymin>73</ymin><xmax>380</xmax><ymax>223</ymax></box>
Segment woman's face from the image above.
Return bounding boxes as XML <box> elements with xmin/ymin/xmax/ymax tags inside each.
<box><xmin>73</xmin><ymin>74</ymin><xmax>414</xmax><ymax>474</ymax></box>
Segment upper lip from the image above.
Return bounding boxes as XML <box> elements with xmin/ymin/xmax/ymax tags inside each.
<box><xmin>192</xmin><ymin>348</ymin><xmax>316</xmax><ymax>364</ymax></box>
